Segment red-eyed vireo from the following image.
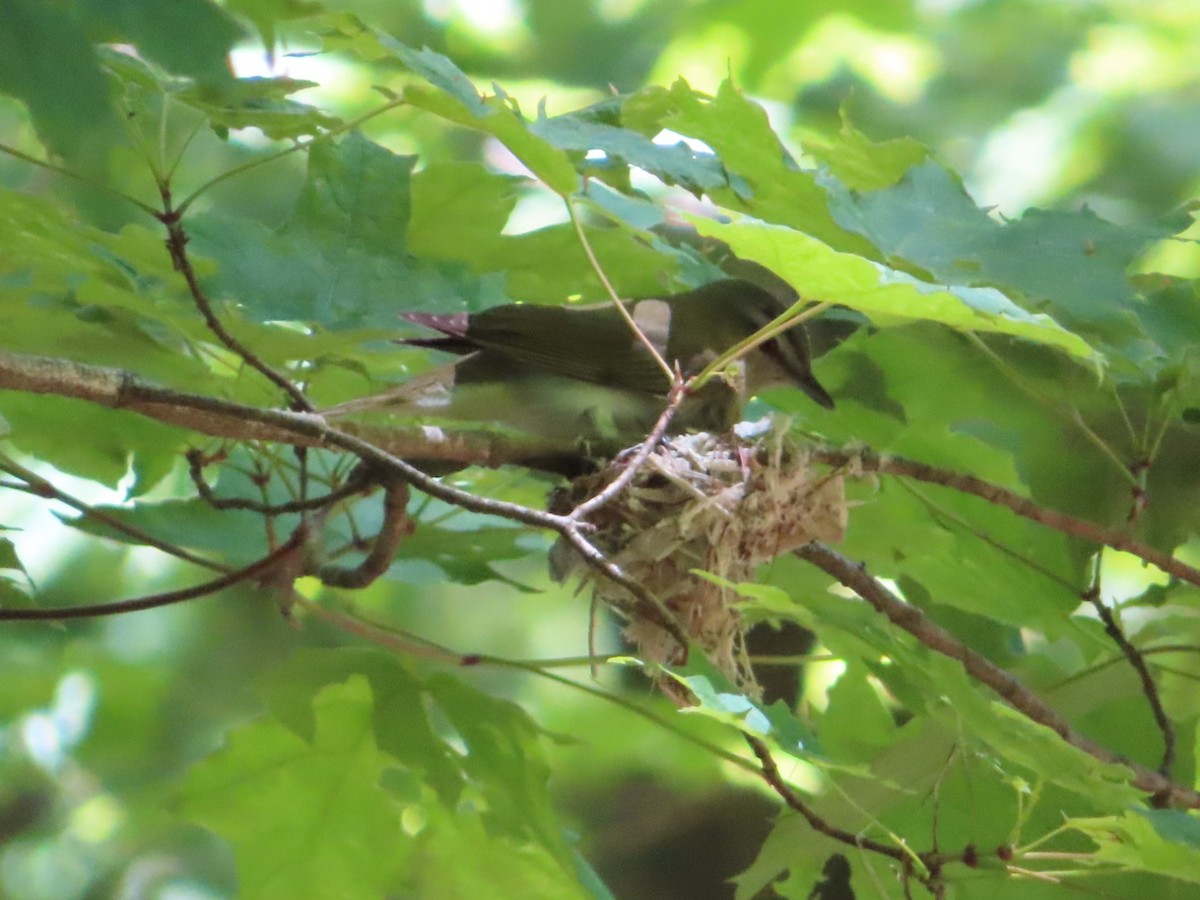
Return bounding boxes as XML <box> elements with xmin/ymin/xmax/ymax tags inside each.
<box><xmin>325</xmin><ymin>279</ymin><xmax>833</xmax><ymax>462</ymax></box>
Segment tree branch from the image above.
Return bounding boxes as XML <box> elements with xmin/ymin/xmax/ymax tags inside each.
<box><xmin>0</xmin><ymin>528</ymin><xmax>306</xmax><ymax>620</ymax></box>
<box><xmin>0</xmin><ymin>350</ymin><xmax>690</xmax><ymax>648</ymax></box>
<box><xmin>0</xmin><ymin>349</ymin><xmax>581</xmax><ymax>466</ymax></box>
<box><xmin>316</xmin><ymin>475</ymin><xmax>411</xmax><ymax>588</ymax></box>
<box><xmin>811</xmin><ymin>446</ymin><xmax>1200</xmax><ymax>588</ymax></box>
<box><xmin>743</xmin><ymin>733</ymin><xmax>924</xmax><ymax>871</ymax></box>
<box><xmin>1082</xmin><ymin>578</ymin><xmax>1175</xmax><ymax>787</ymax></box>
<box><xmin>157</xmin><ymin>199</ymin><xmax>313</xmax><ymax>411</ymax></box>
<box><xmin>794</xmin><ymin>542</ymin><xmax>1200</xmax><ymax>809</ymax></box>
<box><xmin>0</xmin><ymin>452</ymin><xmax>229</xmax><ymax>572</ymax></box>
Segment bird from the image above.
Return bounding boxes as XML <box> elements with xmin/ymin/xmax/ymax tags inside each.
<box><xmin>324</xmin><ymin>279</ymin><xmax>834</xmax><ymax>470</ymax></box>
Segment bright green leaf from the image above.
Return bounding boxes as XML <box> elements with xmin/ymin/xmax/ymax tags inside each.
<box><xmin>661</xmin><ymin>79</ymin><xmax>876</xmax><ymax>256</ymax></box>
<box><xmin>802</xmin><ymin>114</ymin><xmax>929</xmax><ymax>191</ymax></box>
<box><xmin>375</xmin><ymin>36</ymin><xmax>578</xmax><ymax>195</ymax></box>
<box><xmin>1072</xmin><ymin>810</ymin><xmax>1200</xmax><ymax>883</ymax></box>
<box><xmin>181</xmin><ymin>676</ymin><xmax>405</xmax><ymax>900</ymax></box>
<box><xmin>691</xmin><ymin>214</ymin><xmax>1102</xmax><ymax>363</ymax></box>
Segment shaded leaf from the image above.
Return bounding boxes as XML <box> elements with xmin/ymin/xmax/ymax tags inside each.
<box><xmin>191</xmin><ymin>131</ymin><xmax>466</xmax><ymax>327</ymax></box>
<box><xmin>0</xmin><ymin>0</ymin><xmax>115</xmax><ymax>160</ymax></box>
<box><xmin>827</xmin><ymin>162</ymin><xmax>1186</xmax><ymax>347</ymax></box>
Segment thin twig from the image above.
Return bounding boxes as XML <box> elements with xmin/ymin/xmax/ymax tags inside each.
<box><xmin>1051</xmin><ymin>643</ymin><xmax>1200</xmax><ymax>691</ymax></box>
<box><xmin>567</xmin><ymin>198</ymin><xmax>674</xmax><ymax>381</ymax></box>
<box><xmin>742</xmin><ymin>734</ymin><xmax>929</xmax><ymax>878</ymax></box>
<box><xmin>186</xmin><ymin>448</ymin><xmax>371</xmax><ymax>515</ymax></box>
<box><xmin>174</xmin><ymin>98</ymin><xmax>408</xmax><ymax>214</ymax></box>
<box><xmin>1081</xmin><ymin>568</ymin><xmax>1175</xmax><ymax>785</ymax></box>
<box><xmin>0</xmin><ymin>142</ymin><xmax>159</xmax><ymax>217</ymax></box>
<box><xmin>317</xmin><ymin>476</ymin><xmax>411</xmax><ymax>588</ymax></box>
<box><xmin>0</xmin><ymin>453</ymin><xmax>228</xmax><ymax>573</ymax></box>
<box><xmin>570</xmin><ymin>381</ymin><xmax>684</xmax><ymax>520</ymax></box>
<box><xmin>0</xmin><ymin>528</ymin><xmax>306</xmax><ymax>620</ymax></box>
<box><xmin>157</xmin><ymin>200</ymin><xmax>313</xmax><ymax>410</ymax></box>
<box><xmin>554</xmin><ymin>525</ymin><xmax>690</xmax><ymax>651</ymax></box>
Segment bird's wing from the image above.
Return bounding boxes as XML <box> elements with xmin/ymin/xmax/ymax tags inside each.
<box><xmin>453</xmin><ymin>303</ymin><xmax>673</xmax><ymax>393</ymax></box>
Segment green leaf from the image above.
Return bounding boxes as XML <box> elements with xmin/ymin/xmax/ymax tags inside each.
<box><xmin>426</xmin><ymin>673</ymin><xmax>574</xmax><ymax>866</ymax></box>
<box><xmin>0</xmin><ymin>576</ymin><xmax>32</xmax><ymax>609</ymax></box>
<box><xmin>691</xmin><ymin>214</ymin><xmax>1101</xmax><ymax>363</ymax></box>
<box><xmin>755</xmin><ymin>557</ymin><xmax>1143</xmax><ymax>808</ymax></box>
<box><xmin>392</xmin><ymin>523</ymin><xmax>543</xmax><ymax>590</ymax></box>
<box><xmin>818</xmin><ymin>664</ymin><xmax>897</xmax><ymax>764</ymax></box>
<box><xmin>1071</xmin><ymin>810</ymin><xmax>1200</xmax><ymax>883</ymax></box>
<box><xmin>932</xmin><ymin>670</ymin><xmax>1144</xmax><ymax>810</ymax></box>
<box><xmin>256</xmin><ymin>648</ymin><xmax>464</xmax><ymax>803</ymax></box>
<box><xmin>668</xmin><ymin>656</ymin><xmax>820</xmax><ymax>760</ymax></box>
<box><xmin>827</xmin><ymin>162</ymin><xmax>1182</xmax><ymax>345</ymax></box>
<box><xmin>181</xmin><ymin>676</ymin><xmax>405</xmax><ymax>900</ymax></box>
<box><xmin>407</xmin><ymin>162</ymin><xmax>524</xmax><ymax>265</ymax></box>
<box><xmin>255</xmin><ymin>649</ymin><xmax>575</xmax><ymax>869</ymax></box>
<box><xmin>180</xmin><ymin>75</ymin><xmax>341</xmax><ymax>140</ymax></box>
<box><xmin>374</xmin><ymin>36</ymin><xmax>578</xmax><ymax>195</ymax></box>
<box><xmin>802</xmin><ymin>114</ymin><xmax>929</xmax><ymax>191</ymax></box>
<box><xmin>0</xmin><ymin>0</ymin><xmax>116</xmax><ymax>161</ymax></box>
<box><xmin>0</xmin><ymin>538</ymin><xmax>24</xmax><ymax>573</ymax></box>
<box><xmin>529</xmin><ymin>106</ymin><xmax>726</xmax><ymax>196</ymax></box>
<box><xmin>380</xmin><ymin>40</ymin><xmax>489</xmax><ymax>116</ymax></box>
<box><xmin>659</xmin><ymin>79</ymin><xmax>876</xmax><ymax>256</ymax></box>
<box><xmin>0</xmin><ymin>189</ymin><xmax>222</xmax><ymax>389</ymax></box>
<box><xmin>840</xmin><ymin>480</ymin><xmax>1082</xmax><ymax>634</ymax></box>
<box><xmin>83</xmin><ymin>0</ymin><xmax>242</xmax><ymax>85</ymax></box>
<box><xmin>0</xmin><ymin>397</ymin><xmax>185</xmax><ymax>491</ymax></box>
<box><xmin>406</xmin><ymin>804</ymin><xmax>593</xmax><ymax>900</ymax></box>
<box><xmin>226</xmin><ymin>0</ymin><xmax>324</xmax><ymax>51</ymax></box>
<box><xmin>190</xmin><ymin>131</ymin><xmax>467</xmax><ymax>327</ymax></box>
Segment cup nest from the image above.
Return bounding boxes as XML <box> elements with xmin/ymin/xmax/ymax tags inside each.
<box><xmin>550</xmin><ymin>429</ymin><xmax>846</xmax><ymax>696</ymax></box>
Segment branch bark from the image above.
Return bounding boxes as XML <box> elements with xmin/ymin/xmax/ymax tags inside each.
<box><xmin>794</xmin><ymin>542</ymin><xmax>1200</xmax><ymax>809</ymax></box>
<box><xmin>0</xmin><ymin>348</ymin><xmax>578</xmax><ymax>466</ymax></box>
<box><xmin>811</xmin><ymin>446</ymin><xmax>1200</xmax><ymax>589</ymax></box>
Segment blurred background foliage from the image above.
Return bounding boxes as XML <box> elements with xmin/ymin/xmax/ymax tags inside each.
<box><xmin>4</xmin><ymin>1</ymin><xmax>1200</xmax><ymax>898</ymax></box>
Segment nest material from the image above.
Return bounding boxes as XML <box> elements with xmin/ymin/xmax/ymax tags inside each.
<box><xmin>550</xmin><ymin>429</ymin><xmax>846</xmax><ymax>695</ymax></box>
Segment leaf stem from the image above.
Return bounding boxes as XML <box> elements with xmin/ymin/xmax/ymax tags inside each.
<box><xmin>175</xmin><ymin>97</ymin><xmax>408</xmax><ymax>213</ymax></box>
<box><xmin>693</xmin><ymin>301</ymin><xmax>831</xmax><ymax>390</ymax></box>
<box><xmin>566</xmin><ymin>197</ymin><xmax>675</xmax><ymax>382</ymax></box>
<box><xmin>0</xmin><ymin>142</ymin><xmax>158</xmax><ymax>217</ymax></box>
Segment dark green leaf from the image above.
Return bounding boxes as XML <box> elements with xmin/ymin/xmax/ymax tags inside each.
<box><xmin>0</xmin><ymin>0</ymin><xmax>115</xmax><ymax>161</ymax></box>
<box><xmin>190</xmin><ymin>131</ymin><xmax>466</xmax><ymax>327</ymax></box>
<box><xmin>82</xmin><ymin>0</ymin><xmax>242</xmax><ymax>84</ymax></box>
<box><xmin>828</xmin><ymin>162</ymin><xmax>1183</xmax><ymax>346</ymax></box>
